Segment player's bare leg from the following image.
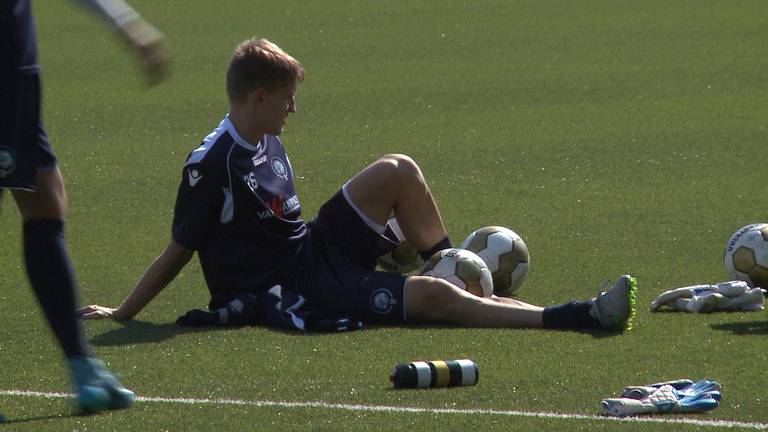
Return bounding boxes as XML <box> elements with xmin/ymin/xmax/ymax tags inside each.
<box><xmin>404</xmin><ymin>276</ymin><xmax>544</xmax><ymax>327</ymax></box>
<box><xmin>344</xmin><ymin>154</ymin><xmax>446</xmax><ymax>251</ymax></box>
<box><xmin>12</xmin><ymin>168</ymin><xmax>134</xmax><ymax>412</ymax></box>
<box><xmin>405</xmin><ymin>274</ymin><xmax>637</xmax><ymax>331</ymax></box>
<box><xmin>345</xmin><ymin>154</ymin><xmax>637</xmax><ymax>331</ymax></box>
<box><xmin>12</xmin><ymin>167</ymin><xmax>67</xmax><ymax>219</ymax></box>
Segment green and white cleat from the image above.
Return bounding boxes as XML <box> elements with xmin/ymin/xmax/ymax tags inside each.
<box><xmin>68</xmin><ymin>357</ymin><xmax>135</xmax><ymax>413</ymax></box>
<box><xmin>589</xmin><ymin>275</ymin><xmax>637</xmax><ymax>331</ymax></box>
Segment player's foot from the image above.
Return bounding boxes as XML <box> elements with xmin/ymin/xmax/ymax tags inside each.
<box><xmin>68</xmin><ymin>356</ymin><xmax>135</xmax><ymax>413</ymax></box>
<box><xmin>589</xmin><ymin>275</ymin><xmax>637</xmax><ymax>331</ymax></box>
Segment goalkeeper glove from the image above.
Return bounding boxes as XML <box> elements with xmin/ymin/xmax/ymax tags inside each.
<box><xmin>650</xmin><ymin>281</ymin><xmax>765</xmax><ymax>312</ymax></box>
<box><xmin>602</xmin><ymin>379</ymin><xmax>721</xmax><ymax>416</ymax></box>
<box><xmin>621</xmin><ymin>379</ymin><xmax>721</xmax><ymax>401</ymax></box>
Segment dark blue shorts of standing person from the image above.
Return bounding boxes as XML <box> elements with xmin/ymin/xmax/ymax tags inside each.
<box><xmin>0</xmin><ymin>74</ymin><xmax>57</xmax><ymax>191</ymax></box>
<box><xmin>295</xmin><ymin>187</ymin><xmax>410</xmax><ymax>325</ymax></box>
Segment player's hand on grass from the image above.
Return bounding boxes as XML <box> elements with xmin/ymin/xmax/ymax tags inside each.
<box><xmin>79</xmin><ymin>305</ymin><xmax>118</xmax><ymax>320</ymax></box>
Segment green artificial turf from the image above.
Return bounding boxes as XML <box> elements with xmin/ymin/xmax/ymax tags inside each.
<box><xmin>0</xmin><ymin>0</ymin><xmax>766</xmax><ymax>430</ymax></box>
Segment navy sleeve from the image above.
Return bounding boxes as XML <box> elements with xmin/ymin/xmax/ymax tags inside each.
<box><xmin>171</xmin><ymin>161</ymin><xmax>223</xmax><ymax>250</ymax></box>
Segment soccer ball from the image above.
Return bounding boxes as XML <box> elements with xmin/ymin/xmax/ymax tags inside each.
<box><xmin>377</xmin><ymin>218</ymin><xmax>424</xmax><ymax>274</ymax></box>
<box><xmin>420</xmin><ymin>248</ymin><xmax>493</xmax><ymax>298</ymax></box>
<box><xmin>724</xmin><ymin>223</ymin><xmax>768</xmax><ymax>288</ymax></box>
<box><xmin>461</xmin><ymin>226</ymin><xmax>529</xmax><ymax>296</ymax></box>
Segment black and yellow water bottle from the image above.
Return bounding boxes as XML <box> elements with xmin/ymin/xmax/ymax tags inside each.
<box><xmin>390</xmin><ymin>359</ymin><xmax>479</xmax><ymax>388</ymax></box>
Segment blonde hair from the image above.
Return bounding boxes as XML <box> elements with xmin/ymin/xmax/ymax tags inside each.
<box><xmin>226</xmin><ymin>38</ymin><xmax>305</xmax><ymax>105</ymax></box>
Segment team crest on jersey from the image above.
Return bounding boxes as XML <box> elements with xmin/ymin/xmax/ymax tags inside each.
<box><xmin>271</xmin><ymin>157</ymin><xmax>288</xmax><ymax>180</ymax></box>
<box><xmin>0</xmin><ymin>146</ymin><xmax>17</xmax><ymax>178</ymax></box>
<box><xmin>370</xmin><ymin>288</ymin><xmax>396</xmax><ymax>314</ymax></box>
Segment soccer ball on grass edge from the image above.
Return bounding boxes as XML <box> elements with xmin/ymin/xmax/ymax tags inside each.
<box><xmin>420</xmin><ymin>248</ymin><xmax>493</xmax><ymax>298</ymax></box>
<box><xmin>724</xmin><ymin>223</ymin><xmax>768</xmax><ymax>288</ymax></box>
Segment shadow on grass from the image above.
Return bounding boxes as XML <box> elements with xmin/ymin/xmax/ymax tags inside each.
<box><xmin>585</xmin><ymin>328</ymin><xmax>628</xmax><ymax>339</ymax></box>
<box><xmin>89</xmin><ymin>319</ymin><xmax>628</xmax><ymax>346</ymax></box>
<box><xmin>90</xmin><ymin>320</ymin><xmax>460</xmax><ymax>346</ymax></box>
<box><xmin>709</xmin><ymin>320</ymin><xmax>768</xmax><ymax>336</ymax></box>
<box><xmin>0</xmin><ymin>411</ymin><xmax>83</xmax><ymax>426</ymax></box>
<box><xmin>89</xmin><ymin>320</ymin><xmax>372</xmax><ymax>346</ymax></box>
<box><xmin>89</xmin><ymin>320</ymin><xmax>232</xmax><ymax>346</ymax></box>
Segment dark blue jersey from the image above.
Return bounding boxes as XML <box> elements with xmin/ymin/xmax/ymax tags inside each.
<box><xmin>1</xmin><ymin>0</ymin><xmax>40</xmax><ymax>76</ymax></box>
<box><xmin>172</xmin><ymin>116</ymin><xmax>307</xmax><ymax>308</ymax></box>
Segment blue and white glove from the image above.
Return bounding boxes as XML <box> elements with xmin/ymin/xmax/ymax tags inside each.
<box><xmin>602</xmin><ymin>379</ymin><xmax>721</xmax><ymax>416</ymax></box>
<box><xmin>651</xmin><ymin>281</ymin><xmax>765</xmax><ymax>312</ymax></box>
<box><xmin>621</xmin><ymin>379</ymin><xmax>721</xmax><ymax>400</ymax></box>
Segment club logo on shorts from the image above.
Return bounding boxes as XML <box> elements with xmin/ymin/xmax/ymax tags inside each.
<box><xmin>0</xmin><ymin>146</ymin><xmax>16</xmax><ymax>178</ymax></box>
<box><xmin>271</xmin><ymin>157</ymin><xmax>288</xmax><ymax>180</ymax></box>
<box><xmin>370</xmin><ymin>288</ymin><xmax>396</xmax><ymax>314</ymax></box>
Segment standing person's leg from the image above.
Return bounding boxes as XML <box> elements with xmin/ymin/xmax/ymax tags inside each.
<box><xmin>4</xmin><ymin>71</ymin><xmax>134</xmax><ymax>412</ymax></box>
<box><xmin>12</xmin><ymin>167</ymin><xmax>86</xmax><ymax>359</ymax></box>
<box><xmin>13</xmin><ymin>168</ymin><xmax>135</xmax><ymax>412</ymax></box>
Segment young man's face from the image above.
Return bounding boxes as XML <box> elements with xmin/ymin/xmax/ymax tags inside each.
<box><xmin>258</xmin><ymin>83</ymin><xmax>297</xmax><ymax>136</ymax></box>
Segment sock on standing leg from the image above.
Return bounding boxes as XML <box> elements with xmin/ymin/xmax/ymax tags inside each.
<box><xmin>23</xmin><ymin>219</ymin><xmax>90</xmax><ymax>358</ymax></box>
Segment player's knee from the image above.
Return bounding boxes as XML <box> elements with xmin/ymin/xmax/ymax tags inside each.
<box><xmin>12</xmin><ymin>168</ymin><xmax>68</xmax><ymax>220</ymax></box>
<box><xmin>405</xmin><ymin>276</ymin><xmax>466</xmax><ymax>322</ymax></box>
<box><xmin>377</xmin><ymin>154</ymin><xmax>425</xmax><ymax>189</ymax></box>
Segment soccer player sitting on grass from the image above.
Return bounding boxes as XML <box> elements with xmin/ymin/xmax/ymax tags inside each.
<box><xmin>80</xmin><ymin>38</ymin><xmax>636</xmax><ymax>333</ymax></box>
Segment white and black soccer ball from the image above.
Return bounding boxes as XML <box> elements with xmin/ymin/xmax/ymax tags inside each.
<box><xmin>461</xmin><ymin>226</ymin><xmax>529</xmax><ymax>296</ymax></box>
<box><xmin>419</xmin><ymin>248</ymin><xmax>493</xmax><ymax>298</ymax></box>
<box><xmin>724</xmin><ymin>223</ymin><xmax>768</xmax><ymax>288</ymax></box>
<box><xmin>377</xmin><ymin>218</ymin><xmax>424</xmax><ymax>274</ymax></box>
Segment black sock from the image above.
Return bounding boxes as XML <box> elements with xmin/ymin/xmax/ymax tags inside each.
<box><xmin>542</xmin><ymin>300</ymin><xmax>600</xmax><ymax>330</ymax></box>
<box><xmin>418</xmin><ymin>235</ymin><xmax>452</xmax><ymax>261</ymax></box>
<box><xmin>23</xmin><ymin>219</ymin><xmax>90</xmax><ymax>358</ymax></box>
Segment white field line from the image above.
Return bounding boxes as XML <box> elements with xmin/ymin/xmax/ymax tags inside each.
<box><xmin>1</xmin><ymin>389</ymin><xmax>767</xmax><ymax>430</ymax></box>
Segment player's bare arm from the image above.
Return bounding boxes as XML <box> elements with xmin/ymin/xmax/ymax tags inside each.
<box><xmin>80</xmin><ymin>239</ymin><xmax>192</xmax><ymax>320</ymax></box>
<box><xmin>71</xmin><ymin>0</ymin><xmax>169</xmax><ymax>83</ymax></box>
<box><xmin>117</xmin><ymin>17</ymin><xmax>168</xmax><ymax>83</ymax></box>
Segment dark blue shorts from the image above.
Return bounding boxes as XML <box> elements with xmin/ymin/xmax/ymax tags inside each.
<box><xmin>295</xmin><ymin>190</ymin><xmax>409</xmax><ymax>325</ymax></box>
<box><xmin>0</xmin><ymin>74</ymin><xmax>57</xmax><ymax>191</ymax></box>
